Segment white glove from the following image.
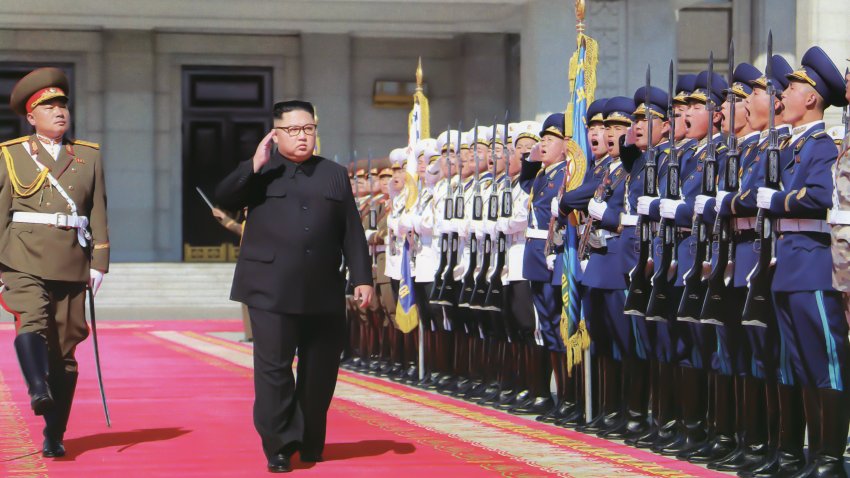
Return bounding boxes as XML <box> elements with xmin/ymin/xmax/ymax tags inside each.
<box><xmin>757</xmin><ymin>187</ymin><xmax>778</xmax><ymax>209</ymax></box>
<box><xmin>636</xmin><ymin>196</ymin><xmax>654</xmax><ymax>216</ymax></box>
<box><xmin>528</xmin><ymin>143</ymin><xmax>542</xmax><ymax>162</ymax></box>
<box><xmin>89</xmin><ymin>269</ymin><xmax>104</xmax><ymax>297</ymax></box>
<box><xmin>714</xmin><ymin>191</ymin><xmax>730</xmax><ymax>212</ymax></box>
<box><xmin>495</xmin><ymin>217</ymin><xmax>510</xmax><ymax>233</ymax></box>
<box><xmin>660</xmin><ymin>198</ymin><xmax>684</xmax><ymax>219</ymax></box>
<box><xmin>694</xmin><ymin>195</ymin><xmax>712</xmax><ymax>215</ymax></box>
<box><xmin>398</xmin><ymin>214</ymin><xmax>414</xmax><ymax>235</ymax></box>
<box><xmin>580</xmin><ymin>259</ymin><xmax>588</xmax><ymax>273</ymax></box>
<box><xmin>457</xmin><ymin>219</ymin><xmax>471</xmax><ymax>239</ymax></box>
<box><xmin>410</xmin><ymin>214</ymin><xmax>422</xmax><ymax>233</ymax></box>
<box><xmin>588</xmin><ymin>199</ymin><xmax>608</xmax><ymax>220</ymax></box>
<box><xmin>551</xmin><ymin>197</ymin><xmax>560</xmax><ymax>218</ymax></box>
<box><xmin>441</xmin><ymin>219</ymin><xmax>457</xmax><ymax>234</ymax></box>
<box><xmin>546</xmin><ymin>254</ymin><xmax>556</xmax><ymax>271</ymax></box>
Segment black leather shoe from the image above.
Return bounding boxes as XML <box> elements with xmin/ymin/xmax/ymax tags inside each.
<box><xmin>42</xmin><ymin>437</ymin><xmax>65</xmax><ymax>458</ymax></box>
<box><xmin>685</xmin><ymin>434</ymin><xmax>736</xmax><ymax>464</ymax></box>
<box><xmin>300</xmin><ymin>452</ymin><xmax>324</xmax><ymax>463</ymax></box>
<box><xmin>267</xmin><ymin>453</ymin><xmax>292</xmax><ymax>473</ymax></box>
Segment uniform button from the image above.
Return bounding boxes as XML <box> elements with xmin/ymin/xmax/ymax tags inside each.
<box><xmin>71</xmin><ymin>167</ymin><xmax>76</xmax><ymax>173</ymax></box>
<box><xmin>304</xmin><ymin>226</ymin><xmax>310</xmax><ymax>232</ymax></box>
<box><xmin>302</xmin><ymin>205</ymin><xmax>308</xmax><ymax>211</ymax></box>
<box><xmin>66</xmin><ymin>205</ymin><xmax>72</xmax><ymax>211</ymax></box>
<box><xmin>45</xmin><ymin>202</ymin><xmax>51</xmax><ymax>206</ymax></box>
<box><xmin>68</xmin><ymin>185</ymin><xmax>74</xmax><ymax>191</ymax></box>
<box><xmin>306</xmin><ymin>248</ymin><xmax>312</xmax><ymax>254</ymax></box>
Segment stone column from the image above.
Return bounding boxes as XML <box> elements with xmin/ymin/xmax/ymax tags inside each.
<box><xmin>458</xmin><ymin>34</ymin><xmax>508</xmax><ymax>124</ymax></box>
<box><xmin>795</xmin><ymin>0</ymin><xmax>850</xmax><ymax>127</ymax></box>
<box><xmin>301</xmin><ymin>33</ymin><xmax>352</xmax><ymax>162</ymax></box>
<box><xmin>102</xmin><ymin>30</ymin><xmax>157</xmax><ymax>261</ymax></box>
<box><xmin>520</xmin><ymin>0</ymin><xmax>575</xmax><ymax>121</ymax></box>
<box><xmin>624</xmin><ymin>0</ymin><xmax>676</xmax><ymax>95</ymax></box>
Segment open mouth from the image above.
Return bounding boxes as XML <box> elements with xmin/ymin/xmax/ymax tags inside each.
<box><xmin>684</xmin><ymin>119</ymin><xmax>692</xmax><ymax>129</ymax></box>
<box><xmin>591</xmin><ymin>139</ymin><xmax>599</xmax><ymax>147</ymax></box>
<box><xmin>607</xmin><ymin>141</ymin><xmax>614</xmax><ymax>148</ymax></box>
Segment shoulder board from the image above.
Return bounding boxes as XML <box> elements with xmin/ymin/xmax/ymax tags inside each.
<box><xmin>72</xmin><ymin>139</ymin><xmax>100</xmax><ymax>149</ymax></box>
<box><xmin>810</xmin><ymin>131</ymin><xmax>828</xmax><ymax>140</ymax></box>
<box><xmin>0</xmin><ymin>136</ymin><xmax>28</xmax><ymax>148</ymax></box>
<box><xmin>716</xmin><ymin>144</ymin><xmax>728</xmax><ymax>152</ymax></box>
<box><xmin>779</xmin><ymin>137</ymin><xmax>792</xmax><ymax>148</ymax></box>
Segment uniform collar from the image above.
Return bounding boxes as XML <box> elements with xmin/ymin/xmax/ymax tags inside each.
<box><xmin>790</xmin><ymin>120</ymin><xmax>824</xmax><ymax>144</ymax></box>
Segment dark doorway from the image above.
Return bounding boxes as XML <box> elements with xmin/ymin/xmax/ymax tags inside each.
<box><xmin>0</xmin><ymin>63</ymin><xmax>75</xmax><ymax>140</ymax></box>
<box><xmin>182</xmin><ymin>66</ymin><xmax>272</xmax><ymax>258</ymax></box>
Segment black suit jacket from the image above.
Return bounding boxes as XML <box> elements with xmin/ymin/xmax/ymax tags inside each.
<box><xmin>215</xmin><ymin>152</ymin><xmax>371</xmax><ymax>315</ymax></box>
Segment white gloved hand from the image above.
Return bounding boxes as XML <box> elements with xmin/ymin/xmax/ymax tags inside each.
<box><xmin>457</xmin><ymin>219</ymin><xmax>471</xmax><ymax>239</ymax></box>
<box><xmin>757</xmin><ymin>187</ymin><xmax>778</xmax><ymax>209</ymax></box>
<box><xmin>495</xmin><ymin>217</ymin><xmax>510</xmax><ymax>233</ymax></box>
<box><xmin>636</xmin><ymin>196</ymin><xmax>654</xmax><ymax>216</ymax></box>
<box><xmin>714</xmin><ymin>191</ymin><xmax>730</xmax><ymax>212</ymax></box>
<box><xmin>660</xmin><ymin>198</ymin><xmax>684</xmax><ymax>219</ymax></box>
<box><xmin>546</xmin><ymin>254</ymin><xmax>556</xmax><ymax>271</ymax></box>
<box><xmin>410</xmin><ymin>214</ymin><xmax>422</xmax><ymax>233</ymax></box>
<box><xmin>550</xmin><ymin>197</ymin><xmax>560</xmax><ymax>218</ymax></box>
<box><xmin>588</xmin><ymin>199</ymin><xmax>608</xmax><ymax>220</ymax></box>
<box><xmin>580</xmin><ymin>259</ymin><xmax>589</xmax><ymax>273</ymax></box>
<box><xmin>89</xmin><ymin>269</ymin><xmax>104</xmax><ymax>297</ymax></box>
<box><xmin>694</xmin><ymin>195</ymin><xmax>712</xmax><ymax>215</ymax></box>
<box><xmin>441</xmin><ymin>219</ymin><xmax>457</xmax><ymax>234</ymax></box>
<box><xmin>528</xmin><ymin>143</ymin><xmax>543</xmax><ymax>162</ymax></box>
<box><xmin>398</xmin><ymin>214</ymin><xmax>414</xmax><ymax>235</ymax></box>
<box><xmin>484</xmin><ymin>220</ymin><xmax>497</xmax><ymax>236</ymax></box>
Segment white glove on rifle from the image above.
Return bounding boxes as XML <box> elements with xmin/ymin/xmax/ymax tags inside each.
<box><xmin>694</xmin><ymin>195</ymin><xmax>712</xmax><ymax>215</ymax></box>
<box><xmin>546</xmin><ymin>254</ymin><xmax>556</xmax><ymax>271</ymax></box>
<box><xmin>636</xmin><ymin>196</ymin><xmax>654</xmax><ymax>216</ymax></box>
<box><xmin>550</xmin><ymin>197</ymin><xmax>560</xmax><ymax>218</ymax></box>
<box><xmin>588</xmin><ymin>199</ymin><xmax>608</xmax><ymax>220</ymax></box>
<box><xmin>715</xmin><ymin>191</ymin><xmax>730</xmax><ymax>212</ymax></box>
<box><xmin>757</xmin><ymin>187</ymin><xmax>778</xmax><ymax>209</ymax></box>
<box><xmin>660</xmin><ymin>198</ymin><xmax>684</xmax><ymax>219</ymax></box>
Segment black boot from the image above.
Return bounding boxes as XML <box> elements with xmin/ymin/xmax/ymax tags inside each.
<box><xmin>788</xmin><ymin>388</ymin><xmax>848</xmax><ymax>478</ymax></box>
<box><xmin>654</xmin><ymin>366</ymin><xmax>707</xmax><ymax>456</ymax></box>
<box><xmin>686</xmin><ymin>373</ymin><xmax>737</xmax><ymax>463</ymax></box>
<box><xmin>14</xmin><ymin>333</ymin><xmax>55</xmax><ymax>415</ymax></box>
<box><xmin>43</xmin><ymin>370</ymin><xmax>77</xmax><ymax>458</ymax></box>
<box><xmin>593</xmin><ymin>358</ymin><xmax>626</xmax><ymax>437</ymax></box>
<box><xmin>711</xmin><ymin>376</ymin><xmax>769</xmax><ymax>471</ymax></box>
<box><xmin>618</xmin><ymin>358</ymin><xmax>651</xmax><ymax>441</ymax></box>
<box><xmin>740</xmin><ymin>383</ymin><xmax>805</xmax><ymax>478</ymax></box>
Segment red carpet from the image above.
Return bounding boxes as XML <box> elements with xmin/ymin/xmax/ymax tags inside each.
<box><xmin>0</xmin><ymin>320</ymin><xmax>730</xmax><ymax>477</ymax></box>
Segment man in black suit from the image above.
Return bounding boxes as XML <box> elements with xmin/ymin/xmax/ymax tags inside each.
<box><xmin>216</xmin><ymin>100</ymin><xmax>373</xmax><ymax>473</ymax></box>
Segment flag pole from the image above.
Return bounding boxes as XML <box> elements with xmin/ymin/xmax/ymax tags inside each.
<box><xmin>415</xmin><ymin>57</ymin><xmax>426</xmax><ymax>382</ymax></box>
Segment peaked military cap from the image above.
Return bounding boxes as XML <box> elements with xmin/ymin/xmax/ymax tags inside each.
<box><xmin>751</xmin><ymin>55</ymin><xmax>793</xmax><ymax>93</ymax></box>
<box><xmin>587</xmin><ymin>98</ymin><xmax>608</xmax><ymax>124</ymax></box>
<box><xmin>724</xmin><ymin>63</ymin><xmax>762</xmax><ymax>99</ymax></box>
<box><xmin>514</xmin><ymin>121</ymin><xmax>541</xmax><ymax>146</ymax></box>
<box><xmin>603</xmin><ymin>97</ymin><xmax>635</xmax><ymax>125</ymax></box>
<box><xmin>632</xmin><ymin>87</ymin><xmax>668</xmax><ymax>120</ymax></box>
<box><xmin>10</xmin><ymin>67</ymin><xmax>70</xmax><ymax>116</ymax></box>
<box><xmin>673</xmin><ymin>74</ymin><xmax>697</xmax><ymax>105</ymax></box>
<box><xmin>540</xmin><ymin>113</ymin><xmax>565</xmax><ymax>139</ymax></box>
<box><xmin>786</xmin><ymin>46</ymin><xmax>849</xmax><ymax>107</ymax></box>
<box><xmin>687</xmin><ymin>70</ymin><xmax>727</xmax><ymax>105</ymax></box>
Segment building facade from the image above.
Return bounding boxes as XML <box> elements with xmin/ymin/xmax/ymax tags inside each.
<box><xmin>0</xmin><ymin>0</ymin><xmax>845</xmax><ymax>261</ymax></box>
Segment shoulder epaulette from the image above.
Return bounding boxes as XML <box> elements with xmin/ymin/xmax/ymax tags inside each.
<box><xmin>810</xmin><ymin>131</ymin><xmax>828</xmax><ymax>140</ymax></box>
<box><xmin>0</xmin><ymin>136</ymin><xmax>28</xmax><ymax>148</ymax></box>
<box><xmin>72</xmin><ymin>139</ymin><xmax>100</xmax><ymax>150</ymax></box>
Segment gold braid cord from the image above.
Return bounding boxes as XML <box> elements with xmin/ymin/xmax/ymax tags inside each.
<box><xmin>2</xmin><ymin>146</ymin><xmax>49</xmax><ymax>198</ymax></box>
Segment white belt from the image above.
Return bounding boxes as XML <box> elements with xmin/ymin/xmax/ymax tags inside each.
<box><xmin>12</xmin><ymin>212</ymin><xmax>90</xmax><ymax>247</ymax></box>
<box><xmin>735</xmin><ymin>217</ymin><xmax>757</xmax><ymax>230</ymax></box>
<box><xmin>525</xmin><ymin>228</ymin><xmax>548</xmax><ymax>240</ymax></box>
<box><xmin>828</xmin><ymin>209</ymin><xmax>850</xmax><ymax>226</ymax></box>
<box><xmin>621</xmin><ymin>214</ymin><xmax>639</xmax><ymax>227</ymax></box>
<box><xmin>373</xmin><ymin>245</ymin><xmax>387</xmax><ymax>253</ymax></box>
<box><xmin>777</xmin><ymin>219</ymin><xmax>830</xmax><ymax>233</ymax></box>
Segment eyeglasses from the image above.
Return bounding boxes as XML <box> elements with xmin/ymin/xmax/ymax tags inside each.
<box><xmin>274</xmin><ymin>124</ymin><xmax>318</xmax><ymax>137</ymax></box>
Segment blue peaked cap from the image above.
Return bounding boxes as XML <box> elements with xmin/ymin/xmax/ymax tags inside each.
<box><xmin>632</xmin><ymin>86</ymin><xmax>668</xmax><ymax>120</ymax></box>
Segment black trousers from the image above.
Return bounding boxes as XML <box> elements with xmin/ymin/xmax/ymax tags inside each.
<box><xmin>249</xmin><ymin>307</ymin><xmax>346</xmax><ymax>459</ymax></box>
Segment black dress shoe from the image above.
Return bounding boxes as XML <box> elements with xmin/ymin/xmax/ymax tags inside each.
<box><xmin>300</xmin><ymin>452</ymin><xmax>324</xmax><ymax>463</ymax></box>
<box><xmin>267</xmin><ymin>453</ymin><xmax>292</xmax><ymax>473</ymax></box>
<box><xmin>42</xmin><ymin>437</ymin><xmax>65</xmax><ymax>458</ymax></box>
<box><xmin>685</xmin><ymin>434</ymin><xmax>736</xmax><ymax>464</ymax></box>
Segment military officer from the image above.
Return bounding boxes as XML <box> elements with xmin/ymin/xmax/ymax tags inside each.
<box><xmin>0</xmin><ymin>67</ymin><xmax>109</xmax><ymax>458</ymax></box>
<box><xmin>756</xmin><ymin>46</ymin><xmax>849</xmax><ymax>477</ymax></box>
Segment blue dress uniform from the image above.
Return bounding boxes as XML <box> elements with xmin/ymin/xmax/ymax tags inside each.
<box><xmin>579</xmin><ymin>97</ymin><xmax>634</xmax><ymax>436</ymax></box>
<box><xmin>653</xmin><ymin>70</ymin><xmax>729</xmax><ymax>458</ymax></box>
<box><xmin>761</xmin><ymin>47</ymin><xmax>850</xmax><ymax>476</ymax></box>
<box><xmin>521</xmin><ymin>114</ymin><xmax>567</xmax><ymax>355</ymax></box>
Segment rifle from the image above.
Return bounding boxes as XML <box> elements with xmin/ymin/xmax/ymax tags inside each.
<box><xmin>701</xmin><ymin>40</ymin><xmax>738</xmax><ymax>325</ymax></box>
<box><xmin>646</xmin><ymin>61</ymin><xmax>679</xmax><ymax>321</ymax></box>
<box><xmin>430</xmin><ymin>125</ymin><xmax>454</xmax><ymax>302</ymax></box>
<box><xmin>678</xmin><ymin>52</ymin><xmax>718</xmax><ymax>322</ymax></box>
<box><xmin>470</xmin><ymin>120</ymin><xmax>500</xmax><ymax>308</ymax></box>
<box><xmin>483</xmin><ymin>111</ymin><xmax>512</xmax><ymax>312</ymax></box>
<box><xmin>458</xmin><ymin>121</ymin><xmax>482</xmax><ymax>307</ymax></box>
<box><xmin>624</xmin><ymin>65</ymin><xmax>658</xmax><ymax>316</ymax></box>
<box><xmin>742</xmin><ymin>31</ymin><xmax>779</xmax><ymax>326</ymax></box>
<box><xmin>435</xmin><ymin>123</ymin><xmax>464</xmax><ymax>305</ymax></box>
<box><xmin>367</xmin><ymin>150</ymin><xmax>378</xmax><ymax>275</ymax></box>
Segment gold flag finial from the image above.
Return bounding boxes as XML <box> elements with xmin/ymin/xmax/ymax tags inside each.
<box><xmin>416</xmin><ymin>57</ymin><xmax>423</xmax><ymax>92</ymax></box>
<box><xmin>575</xmin><ymin>0</ymin><xmax>586</xmax><ymax>34</ymax></box>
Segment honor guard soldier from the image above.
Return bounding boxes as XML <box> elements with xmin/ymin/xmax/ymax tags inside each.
<box><xmin>361</xmin><ymin>167</ymin><xmax>392</xmax><ymax>373</ymax></box>
<box><xmin>493</xmin><ymin>121</ymin><xmax>551</xmax><ymax>412</ymax></box>
<box><xmin>0</xmin><ymin>67</ymin><xmax>109</xmax><ymax>458</ymax></box>
<box><xmin>518</xmin><ymin>113</ymin><xmax>568</xmax><ymax>416</ymax></box>
<box><xmin>755</xmin><ymin>46</ymin><xmax>850</xmax><ymax>477</ymax></box>
<box><xmin>577</xmin><ymin>97</ymin><xmax>634</xmax><ymax>437</ymax></box>
<box><xmin>656</xmin><ymin>69</ymin><xmax>728</xmax><ymax>457</ymax></box>
<box><xmin>631</xmin><ymin>74</ymin><xmax>695</xmax><ymax>450</ymax></box>
<box><xmin>555</xmin><ymin>98</ymin><xmax>609</xmax><ymax>429</ymax></box>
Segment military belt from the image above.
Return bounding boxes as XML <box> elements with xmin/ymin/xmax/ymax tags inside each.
<box><xmin>777</xmin><ymin>219</ymin><xmax>829</xmax><ymax>233</ymax></box>
<box><xmin>735</xmin><ymin>217</ymin><xmax>757</xmax><ymax>230</ymax></box>
<box><xmin>828</xmin><ymin>209</ymin><xmax>850</xmax><ymax>226</ymax></box>
<box><xmin>621</xmin><ymin>214</ymin><xmax>639</xmax><ymax>227</ymax></box>
<box><xmin>525</xmin><ymin>228</ymin><xmax>548</xmax><ymax>240</ymax></box>
<box><xmin>12</xmin><ymin>212</ymin><xmax>91</xmax><ymax>247</ymax></box>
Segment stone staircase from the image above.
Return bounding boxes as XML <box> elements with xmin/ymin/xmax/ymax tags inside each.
<box><xmin>86</xmin><ymin>263</ymin><xmax>241</xmax><ymax>320</ymax></box>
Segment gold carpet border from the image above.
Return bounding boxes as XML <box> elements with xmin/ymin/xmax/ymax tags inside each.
<box><xmin>182</xmin><ymin>330</ymin><xmax>696</xmax><ymax>478</ymax></box>
<box><xmin>0</xmin><ymin>371</ymin><xmax>49</xmax><ymax>477</ymax></box>
<box><xmin>137</xmin><ymin>332</ymin><xmax>252</xmax><ymax>379</ymax></box>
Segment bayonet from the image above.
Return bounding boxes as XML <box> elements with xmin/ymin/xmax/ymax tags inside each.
<box><xmin>367</xmin><ymin>149</ymin><xmax>377</xmax><ymax>230</ymax></box>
